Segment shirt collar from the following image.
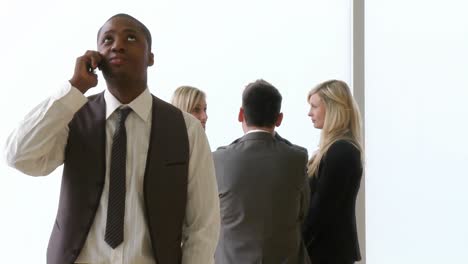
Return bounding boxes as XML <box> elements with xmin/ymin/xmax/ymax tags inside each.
<box><xmin>246</xmin><ymin>129</ymin><xmax>275</xmax><ymax>135</ymax></box>
<box><xmin>104</xmin><ymin>88</ymin><xmax>152</xmax><ymax>122</ymax></box>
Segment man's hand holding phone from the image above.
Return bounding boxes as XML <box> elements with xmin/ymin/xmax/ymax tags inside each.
<box><xmin>69</xmin><ymin>50</ymin><xmax>103</xmax><ymax>94</ymax></box>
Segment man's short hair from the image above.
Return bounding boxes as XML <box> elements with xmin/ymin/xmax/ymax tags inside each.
<box><xmin>97</xmin><ymin>13</ymin><xmax>152</xmax><ymax>50</ymax></box>
<box><xmin>242</xmin><ymin>79</ymin><xmax>282</xmax><ymax>127</ymax></box>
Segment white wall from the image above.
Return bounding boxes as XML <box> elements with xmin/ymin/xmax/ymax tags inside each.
<box><xmin>0</xmin><ymin>0</ymin><xmax>351</xmax><ymax>262</ymax></box>
<box><xmin>365</xmin><ymin>1</ymin><xmax>468</xmax><ymax>263</ymax></box>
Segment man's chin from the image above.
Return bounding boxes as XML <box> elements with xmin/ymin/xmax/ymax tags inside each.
<box><xmin>102</xmin><ymin>70</ymin><xmax>132</xmax><ymax>81</ymax></box>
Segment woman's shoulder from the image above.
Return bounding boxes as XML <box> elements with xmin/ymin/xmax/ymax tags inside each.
<box><xmin>327</xmin><ymin>140</ymin><xmax>361</xmax><ymax>160</ymax></box>
<box><xmin>330</xmin><ymin>139</ymin><xmax>359</xmax><ymax>149</ymax></box>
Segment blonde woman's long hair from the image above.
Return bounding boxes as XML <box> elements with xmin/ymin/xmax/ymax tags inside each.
<box><xmin>171</xmin><ymin>86</ymin><xmax>206</xmax><ymax>113</ymax></box>
<box><xmin>307</xmin><ymin>80</ymin><xmax>363</xmax><ymax>177</ymax></box>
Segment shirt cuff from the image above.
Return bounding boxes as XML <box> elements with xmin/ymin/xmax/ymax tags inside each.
<box><xmin>53</xmin><ymin>82</ymin><xmax>88</xmax><ymax>113</ymax></box>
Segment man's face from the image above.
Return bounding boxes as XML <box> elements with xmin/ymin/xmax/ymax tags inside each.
<box><xmin>97</xmin><ymin>16</ymin><xmax>154</xmax><ymax>81</ymax></box>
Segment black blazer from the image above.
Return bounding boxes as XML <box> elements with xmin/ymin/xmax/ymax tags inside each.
<box><xmin>303</xmin><ymin>140</ymin><xmax>362</xmax><ymax>263</ymax></box>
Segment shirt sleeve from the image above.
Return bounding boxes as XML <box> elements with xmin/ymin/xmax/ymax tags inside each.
<box><xmin>181</xmin><ymin>113</ymin><xmax>220</xmax><ymax>264</ymax></box>
<box><xmin>4</xmin><ymin>82</ymin><xmax>88</xmax><ymax>176</ymax></box>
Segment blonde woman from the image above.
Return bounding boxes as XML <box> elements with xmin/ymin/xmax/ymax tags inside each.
<box><xmin>171</xmin><ymin>86</ymin><xmax>208</xmax><ymax>129</ymax></box>
<box><xmin>303</xmin><ymin>80</ymin><xmax>363</xmax><ymax>264</ymax></box>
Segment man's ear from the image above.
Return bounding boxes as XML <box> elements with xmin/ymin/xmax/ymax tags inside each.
<box><xmin>275</xmin><ymin>112</ymin><xmax>283</xmax><ymax>127</ymax></box>
<box><xmin>238</xmin><ymin>108</ymin><xmax>244</xmax><ymax>122</ymax></box>
<box><xmin>148</xmin><ymin>52</ymin><xmax>154</xmax><ymax>66</ymax></box>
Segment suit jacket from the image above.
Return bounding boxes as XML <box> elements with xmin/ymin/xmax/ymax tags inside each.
<box><xmin>47</xmin><ymin>93</ymin><xmax>189</xmax><ymax>264</ymax></box>
<box><xmin>213</xmin><ymin>131</ymin><xmax>311</xmax><ymax>264</ymax></box>
<box><xmin>303</xmin><ymin>140</ymin><xmax>362</xmax><ymax>264</ymax></box>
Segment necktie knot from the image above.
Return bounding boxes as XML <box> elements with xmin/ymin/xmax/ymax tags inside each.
<box><xmin>117</xmin><ymin>107</ymin><xmax>132</xmax><ymax>125</ymax></box>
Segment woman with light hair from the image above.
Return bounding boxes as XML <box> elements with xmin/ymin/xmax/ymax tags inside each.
<box><xmin>302</xmin><ymin>80</ymin><xmax>363</xmax><ymax>264</ymax></box>
<box><xmin>171</xmin><ymin>86</ymin><xmax>208</xmax><ymax>130</ymax></box>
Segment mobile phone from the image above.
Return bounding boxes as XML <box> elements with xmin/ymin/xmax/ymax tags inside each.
<box><xmin>88</xmin><ymin>64</ymin><xmax>99</xmax><ymax>74</ymax></box>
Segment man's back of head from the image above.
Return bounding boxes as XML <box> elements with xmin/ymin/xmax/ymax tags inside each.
<box><xmin>242</xmin><ymin>79</ymin><xmax>282</xmax><ymax>128</ymax></box>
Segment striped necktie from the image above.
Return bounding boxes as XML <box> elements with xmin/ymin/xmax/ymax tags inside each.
<box><xmin>105</xmin><ymin>107</ymin><xmax>132</xmax><ymax>249</ymax></box>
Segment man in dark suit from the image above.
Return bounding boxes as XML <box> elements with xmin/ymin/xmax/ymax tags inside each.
<box><xmin>213</xmin><ymin>79</ymin><xmax>311</xmax><ymax>264</ymax></box>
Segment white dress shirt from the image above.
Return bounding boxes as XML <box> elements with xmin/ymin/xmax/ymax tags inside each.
<box><xmin>5</xmin><ymin>83</ymin><xmax>220</xmax><ymax>264</ymax></box>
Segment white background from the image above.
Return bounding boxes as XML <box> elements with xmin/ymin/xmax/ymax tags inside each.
<box><xmin>365</xmin><ymin>1</ymin><xmax>468</xmax><ymax>263</ymax></box>
<box><xmin>0</xmin><ymin>0</ymin><xmax>351</xmax><ymax>262</ymax></box>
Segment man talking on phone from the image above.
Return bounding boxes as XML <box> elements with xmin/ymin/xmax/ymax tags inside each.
<box><xmin>5</xmin><ymin>13</ymin><xmax>220</xmax><ymax>264</ymax></box>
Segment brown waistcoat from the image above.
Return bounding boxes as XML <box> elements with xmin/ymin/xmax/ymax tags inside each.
<box><xmin>46</xmin><ymin>92</ymin><xmax>189</xmax><ymax>264</ymax></box>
